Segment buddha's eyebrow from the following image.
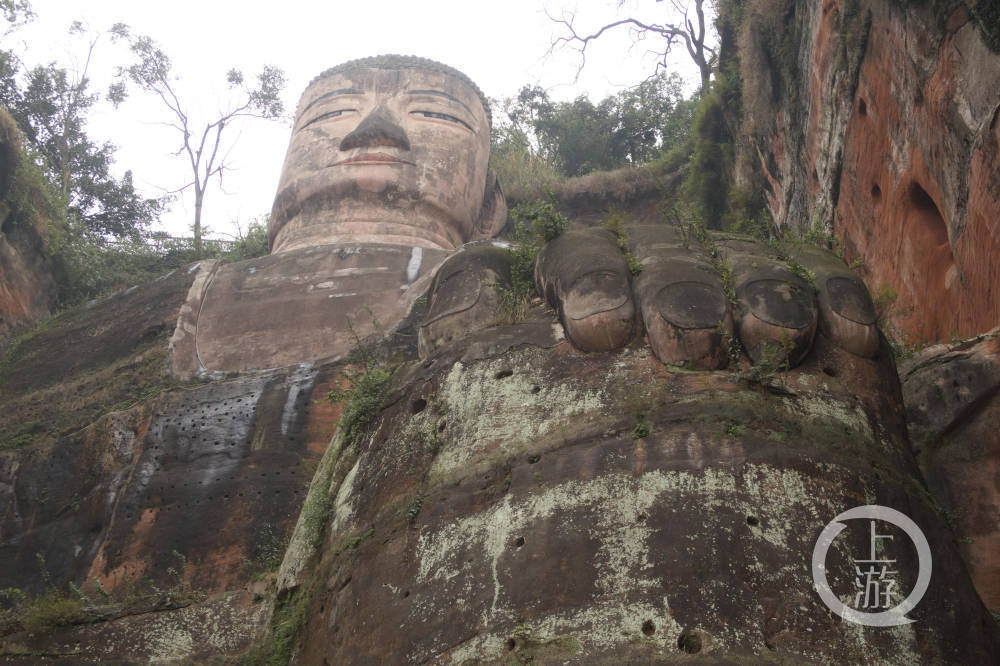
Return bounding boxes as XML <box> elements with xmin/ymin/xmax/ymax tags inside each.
<box><xmin>406</xmin><ymin>89</ymin><xmax>473</xmax><ymax>116</ymax></box>
<box><xmin>299</xmin><ymin>88</ymin><xmax>365</xmax><ymax>115</ymax></box>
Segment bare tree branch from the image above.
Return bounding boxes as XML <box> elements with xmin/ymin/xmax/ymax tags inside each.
<box><xmin>549</xmin><ymin>0</ymin><xmax>717</xmax><ymax>92</ymax></box>
<box><xmin>110</xmin><ymin>33</ymin><xmax>285</xmax><ymax>255</ymax></box>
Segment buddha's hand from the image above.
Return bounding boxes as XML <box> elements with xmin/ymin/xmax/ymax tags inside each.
<box><xmin>418</xmin><ymin>224</ymin><xmax>879</xmax><ymax>370</ymax></box>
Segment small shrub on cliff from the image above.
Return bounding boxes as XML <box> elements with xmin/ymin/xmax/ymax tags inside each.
<box><xmin>0</xmin><ymin>116</ymin><xmax>65</xmax><ymax>250</ymax></box>
<box><xmin>327</xmin><ymin>366</ymin><xmax>392</xmax><ymax>447</ymax></box>
<box><xmin>21</xmin><ymin>593</ymin><xmax>82</xmax><ymax>634</ymax></box>
<box><xmin>513</xmin><ymin>199</ymin><xmax>568</xmax><ymax>244</ymax></box>
<box><xmin>1</xmin><ymin>554</ymin><xmax>87</xmax><ymax>634</ymax></box>
<box><xmin>221</xmin><ymin>219</ymin><xmax>270</xmax><ymax>262</ymax></box>
<box><xmin>492</xmin><ymin>200</ymin><xmax>568</xmax><ymax>323</ymax></box>
<box><xmin>604</xmin><ymin>210</ymin><xmax>642</xmax><ymax>275</ymax></box>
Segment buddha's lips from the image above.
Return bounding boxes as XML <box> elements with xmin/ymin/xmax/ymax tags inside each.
<box><xmin>333</xmin><ymin>153</ymin><xmax>414</xmax><ymax>166</ymax></box>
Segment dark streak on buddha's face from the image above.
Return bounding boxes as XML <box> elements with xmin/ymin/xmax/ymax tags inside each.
<box><xmin>269</xmin><ymin>67</ymin><xmax>494</xmax><ymax>253</ymax></box>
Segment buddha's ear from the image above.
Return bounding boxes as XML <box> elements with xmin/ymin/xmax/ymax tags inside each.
<box><xmin>473</xmin><ymin>170</ymin><xmax>508</xmax><ymax>239</ymax></box>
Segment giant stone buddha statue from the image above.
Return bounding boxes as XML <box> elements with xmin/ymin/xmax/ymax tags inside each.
<box><xmin>232</xmin><ymin>57</ymin><xmax>997</xmax><ymax>663</ymax></box>
<box><xmin>170</xmin><ymin>56</ymin><xmax>506</xmax><ymax>375</ymax></box>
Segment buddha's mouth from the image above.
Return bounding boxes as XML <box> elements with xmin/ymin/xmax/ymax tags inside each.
<box><xmin>332</xmin><ymin>152</ymin><xmax>415</xmax><ymax>166</ymax></box>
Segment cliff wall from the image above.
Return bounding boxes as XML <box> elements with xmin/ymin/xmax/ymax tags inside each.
<box><xmin>736</xmin><ymin>0</ymin><xmax>1000</xmax><ymax>343</ymax></box>
<box><xmin>0</xmin><ymin>108</ymin><xmax>57</xmax><ymax>353</ymax></box>
<box><xmin>0</xmin><ymin>265</ymin><xmax>344</xmax><ymax>661</ymax></box>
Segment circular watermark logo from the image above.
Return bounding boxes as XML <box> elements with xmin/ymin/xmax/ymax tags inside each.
<box><xmin>811</xmin><ymin>505</ymin><xmax>932</xmax><ymax>626</ymax></box>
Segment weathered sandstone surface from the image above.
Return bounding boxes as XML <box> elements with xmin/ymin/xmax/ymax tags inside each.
<box><xmin>900</xmin><ymin>328</ymin><xmax>1000</xmax><ymax>611</ymax></box>
<box><xmin>0</xmin><ymin>110</ymin><xmax>56</xmax><ymax>355</ymax></box>
<box><xmin>0</xmin><ymin>265</ymin><xmax>345</xmax><ymax>661</ymax></box>
<box><xmin>278</xmin><ymin>298</ymin><xmax>998</xmax><ymax>663</ymax></box>
<box><xmin>738</xmin><ymin>0</ymin><xmax>1000</xmax><ymax>343</ymax></box>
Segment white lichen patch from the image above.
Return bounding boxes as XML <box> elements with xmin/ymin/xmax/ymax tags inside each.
<box><xmin>148</xmin><ymin>625</ymin><xmax>194</xmax><ymax>663</ymax></box>
<box><xmin>329</xmin><ymin>458</ymin><xmax>360</xmax><ymax>536</ymax></box>
<box><xmin>840</xmin><ymin>617</ymin><xmax>920</xmax><ymax>664</ymax></box>
<box><xmin>429</xmin><ymin>357</ymin><xmax>606</xmax><ymax>478</ymax></box>
<box><xmin>114</xmin><ymin>593</ymin><xmax>268</xmax><ymax>663</ymax></box>
<box><xmin>415</xmin><ymin>462</ymin><xmax>849</xmax><ymax>655</ymax></box>
<box><xmin>446</xmin><ymin>599</ymin><xmax>684</xmax><ymax>664</ymax></box>
<box><xmin>788</xmin><ymin>394</ymin><xmax>874</xmax><ymax>442</ymax></box>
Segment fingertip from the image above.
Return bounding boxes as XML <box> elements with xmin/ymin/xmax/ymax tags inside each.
<box><xmin>562</xmin><ymin>298</ymin><xmax>636</xmax><ymax>352</ymax></box>
<box><xmin>818</xmin><ymin>275</ymin><xmax>880</xmax><ymax>358</ymax></box>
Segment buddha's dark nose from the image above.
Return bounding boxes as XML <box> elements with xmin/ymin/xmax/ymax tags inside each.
<box><xmin>339</xmin><ymin>105</ymin><xmax>411</xmax><ymax>151</ymax></box>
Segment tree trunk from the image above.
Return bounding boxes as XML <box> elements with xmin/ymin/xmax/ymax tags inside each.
<box><xmin>193</xmin><ymin>183</ymin><xmax>203</xmax><ymax>257</ymax></box>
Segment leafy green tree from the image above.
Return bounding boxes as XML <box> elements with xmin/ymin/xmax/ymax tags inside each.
<box><xmin>493</xmin><ymin>72</ymin><xmax>696</xmax><ymax>179</ymax></box>
<box><xmin>489</xmin><ymin>96</ymin><xmax>564</xmax><ymax>200</ymax></box>
<box><xmin>0</xmin><ymin>20</ymin><xmax>161</xmax><ymax>238</ymax></box>
<box><xmin>0</xmin><ymin>0</ymin><xmax>33</xmax><ymax>40</ymax></box>
<box><xmin>110</xmin><ymin>27</ymin><xmax>285</xmax><ymax>256</ymax></box>
<box><xmin>611</xmin><ymin>72</ymin><xmax>695</xmax><ymax>164</ymax></box>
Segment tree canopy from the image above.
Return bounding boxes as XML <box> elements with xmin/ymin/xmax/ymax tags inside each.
<box><xmin>109</xmin><ymin>26</ymin><xmax>285</xmax><ymax>254</ymax></box>
<box><xmin>493</xmin><ymin>72</ymin><xmax>696</xmax><ymax>179</ymax></box>
<box><xmin>0</xmin><ymin>19</ymin><xmax>162</xmax><ymax>238</ymax></box>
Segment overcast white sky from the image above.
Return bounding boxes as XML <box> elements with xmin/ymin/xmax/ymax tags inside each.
<box><xmin>12</xmin><ymin>0</ymin><xmax>701</xmax><ymax>239</ymax></box>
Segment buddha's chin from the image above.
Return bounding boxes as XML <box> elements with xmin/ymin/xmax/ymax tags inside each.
<box><xmin>331</xmin><ymin>162</ymin><xmax>414</xmax><ymax>193</ymax></box>
<box><xmin>270</xmin><ymin>206</ymin><xmax>468</xmax><ymax>254</ymax></box>
<box><xmin>270</xmin><ymin>179</ymin><xmax>476</xmax><ymax>252</ymax></box>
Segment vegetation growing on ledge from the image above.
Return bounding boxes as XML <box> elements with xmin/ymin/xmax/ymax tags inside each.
<box><xmin>326</xmin><ymin>365</ymin><xmax>392</xmax><ymax>447</ymax></box>
<box><xmin>0</xmin><ymin>551</ymin><xmax>203</xmax><ymax>639</ymax></box>
<box><xmin>492</xmin><ymin>200</ymin><xmax>568</xmax><ymax>323</ymax></box>
<box><xmin>605</xmin><ymin>210</ymin><xmax>643</xmax><ymax>276</ymax></box>
<box><xmin>0</xmin><ymin>267</ymin><xmax>200</xmax><ymax>452</ymax></box>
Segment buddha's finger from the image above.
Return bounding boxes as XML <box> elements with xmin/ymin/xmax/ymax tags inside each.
<box><xmin>626</xmin><ymin>225</ymin><xmax>733</xmax><ymax>369</ymax></box>
<box><xmin>418</xmin><ymin>246</ymin><xmax>511</xmax><ymax>359</ymax></box>
<box><xmin>717</xmin><ymin>239</ymin><xmax>819</xmax><ymax>368</ymax></box>
<box><xmin>789</xmin><ymin>245</ymin><xmax>880</xmax><ymax>357</ymax></box>
<box><xmin>535</xmin><ymin>228</ymin><xmax>636</xmax><ymax>352</ymax></box>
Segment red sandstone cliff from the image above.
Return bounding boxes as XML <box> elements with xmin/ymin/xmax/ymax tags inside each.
<box><xmin>737</xmin><ymin>0</ymin><xmax>1000</xmax><ymax>343</ymax></box>
<box><xmin>0</xmin><ymin>109</ymin><xmax>56</xmax><ymax>352</ymax></box>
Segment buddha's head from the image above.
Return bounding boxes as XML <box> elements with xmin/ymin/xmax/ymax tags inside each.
<box><xmin>269</xmin><ymin>55</ymin><xmax>506</xmax><ymax>253</ymax></box>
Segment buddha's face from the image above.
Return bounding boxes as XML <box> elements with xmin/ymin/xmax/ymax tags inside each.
<box><xmin>269</xmin><ymin>66</ymin><xmax>497</xmax><ymax>252</ymax></box>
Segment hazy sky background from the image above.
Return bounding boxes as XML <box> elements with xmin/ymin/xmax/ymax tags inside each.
<box><xmin>12</xmin><ymin>0</ymin><xmax>701</xmax><ymax>240</ymax></box>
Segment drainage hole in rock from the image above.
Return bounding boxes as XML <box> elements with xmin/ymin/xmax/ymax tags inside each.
<box><xmin>677</xmin><ymin>630</ymin><xmax>702</xmax><ymax>654</ymax></box>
